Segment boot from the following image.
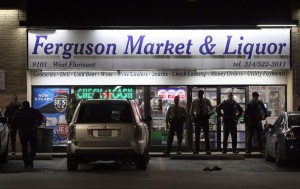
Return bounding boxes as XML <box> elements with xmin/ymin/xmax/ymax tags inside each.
<box><xmin>177</xmin><ymin>144</ymin><xmax>182</xmax><ymax>155</ymax></box>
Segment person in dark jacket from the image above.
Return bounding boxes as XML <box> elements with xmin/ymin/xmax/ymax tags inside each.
<box><xmin>65</xmin><ymin>93</ymin><xmax>79</xmax><ymax>125</ymax></box>
<box><xmin>244</xmin><ymin>91</ymin><xmax>267</xmax><ymax>153</ymax></box>
<box><xmin>216</xmin><ymin>92</ymin><xmax>243</xmax><ymax>154</ymax></box>
<box><xmin>14</xmin><ymin>101</ymin><xmax>43</xmax><ymax>168</ymax></box>
<box><xmin>4</xmin><ymin>94</ymin><xmax>21</xmax><ymax>155</ymax></box>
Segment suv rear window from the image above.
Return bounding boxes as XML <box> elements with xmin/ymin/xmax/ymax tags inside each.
<box><xmin>76</xmin><ymin>102</ymin><xmax>133</xmax><ymax>123</ymax></box>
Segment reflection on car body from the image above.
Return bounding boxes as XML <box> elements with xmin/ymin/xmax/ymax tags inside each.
<box><xmin>67</xmin><ymin>99</ymin><xmax>150</xmax><ymax>171</ymax></box>
<box><xmin>264</xmin><ymin>111</ymin><xmax>300</xmax><ymax>166</ymax></box>
<box><xmin>0</xmin><ymin>110</ymin><xmax>9</xmax><ymax>163</ymax></box>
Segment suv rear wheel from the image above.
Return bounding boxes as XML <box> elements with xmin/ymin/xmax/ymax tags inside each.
<box><xmin>136</xmin><ymin>147</ymin><xmax>149</xmax><ymax>170</ymax></box>
<box><xmin>0</xmin><ymin>139</ymin><xmax>8</xmax><ymax>164</ymax></box>
<box><xmin>275</xmin><ymin>144</ymin><xmax>284</xmax><ymax>166</ymax></box>
<box><xmin>264</xmin><ymin>143</ymin><xmax>272</xmax><ymax>161</ymax></box>
<box><xmin>67</xmin><ymin>154</ymin><xmax>78</xmax><ymax>171</ymax></box>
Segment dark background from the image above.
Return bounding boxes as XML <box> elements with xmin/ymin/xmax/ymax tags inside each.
<box><xmin>22</xmin><ymin>0</ymin><xmax>294</xmax><ymax>28</ymax></box>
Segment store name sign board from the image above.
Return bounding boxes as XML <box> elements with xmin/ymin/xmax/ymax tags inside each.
<box><xmin>28</xmin><ymin>29</ymin><xmax>290</xmax><ymax>70</ymax></box>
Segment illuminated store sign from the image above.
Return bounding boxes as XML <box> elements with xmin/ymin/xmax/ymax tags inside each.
<box><xmin>28</xmin><ymin>29</ymin><xmax>290</xmax><ymax>70</ymax></box>
<box><xmin>75</xmin><ymin>87</ymin><xmax>135</xmax><ymax>99</ymax></box>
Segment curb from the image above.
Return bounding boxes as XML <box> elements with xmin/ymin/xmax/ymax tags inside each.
<box><xmin>8</xmin><ymin>152</ymin><xmax>263</xmax><ymax>160</ymax></box>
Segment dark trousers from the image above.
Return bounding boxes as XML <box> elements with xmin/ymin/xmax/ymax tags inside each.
<box><xmin>19</xmin><ymin>129</ymin><xmax>38</xmax><ymax>165</ymax></box>
<box><xmin>247</xmin><ymin>121</ymin><xmax>263</xmax><ymax>152</ymax></box>
<box><xmin>223</xmin><ymin>120</ymin><xmax>237</xmax><ymax>151</ymax></box>
<box><xmin>194</xmin><ymin>118</ymin><xmax>210</xmax><ymax>151</ymax></box>
<box><xmin>166</xmin><ymin>121</ymin><xmax>184</xmax><ymax>151</ymax></box>
<box><xmin>9</xmin><ymin>127</ymin><xmax>18</xmax><ymax>151</ymax></box>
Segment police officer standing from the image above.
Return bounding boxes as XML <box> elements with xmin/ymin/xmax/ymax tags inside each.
<box><xmin>4</xmin><ymin>94</ymin><xmax>21</xmax><ymax>155</ymax></box>
<box><xmin>216</xmin><ymin>92</ymin><xmax>243</xmax><ymax>154</ymax></box>
<box><xmin>163</xmin><ymin>96</ymin><xmax>188</xmax><ymax>155</ymax></box>
<box><xmin>244</xmin><ymin>91</ymin><xmax>267</xmax><ymax>153</ymax></box>
<box><xmin>65</xmin><ymin>93</ymin><xmax>79</xmax><ymax>125</ymax></box>
<box><xmin>13</xmin><ymin>101</ymin><xmax>43</xmax><ymax>168</ymax></box>
<box><xmin>190</xmin><ymin>90</ymin><xmax>213</xmax><ymax>155</ymax></box>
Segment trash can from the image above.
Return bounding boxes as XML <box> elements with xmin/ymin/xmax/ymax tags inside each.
<box><xmin>37</xmin><ymin>127</ymin><xmax>53</xmax><ymax>153</ymax></box>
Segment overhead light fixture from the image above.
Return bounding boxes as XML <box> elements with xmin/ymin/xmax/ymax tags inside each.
<box><xmin>257</xmin><ymin>20</ymin><xmax>298</xmax><ymax>28</ymax></box>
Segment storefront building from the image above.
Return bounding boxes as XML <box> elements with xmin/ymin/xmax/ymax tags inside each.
<box><xmin>1</xmin><ymin>0</ymin><xmax>300</xmax><ymax>152</ymax></box>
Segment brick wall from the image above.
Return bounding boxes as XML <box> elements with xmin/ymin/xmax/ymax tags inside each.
<box><xmin>0</xmin><ymin>9</ymin><xmax>27</xmax><ymax>112</ymax></box>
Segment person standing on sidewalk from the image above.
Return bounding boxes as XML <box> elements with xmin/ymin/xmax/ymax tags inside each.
<box><xmin>65</xmin><ymin>93</ymin><xmax>79</xmax><ymax>125</ymax></box>
<box><xmin>4</xmin><ymin>94</ymin><xmax>21</xmax><ymax>155</ymax></box>
<box><xmin>216</xmin><ymin>92</ymin><xmax>243</xmax><ymax>154</ymax></box>
<box><xmin>190</xmin><ymin>90</ymin><xmax>213</xmax><ymax>155</ymax></box>
<box><xmin>13</xmin><ymin>101</ymin><xmax>43</xmax><ymax>168</ymax></box>
<box><xmin>244</xmin><ymin>91</ymin><xmax>267</xmax><ymax>153</ymax></box>
<box><xmin>163</xmin><ymin>96</ymin><xmax>188</xmax><ymax>155</ymax></box>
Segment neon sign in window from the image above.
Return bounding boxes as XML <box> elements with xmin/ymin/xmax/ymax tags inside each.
<box><xmin>75</xmin><ymin>87</ymin><xmax>136</xmax><ymax>100</ymax></box>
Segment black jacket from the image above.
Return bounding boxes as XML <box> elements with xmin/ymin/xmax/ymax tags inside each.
<box><xmin>244</xmin><ymin>100</ymin><xmax>267</xmax><ymax>123</ymax></box>
<box><xmin>216</xmin><ymin>100</ymin><xmax>243</xmax><ymax>122</ymax></box>
<box><xmin>13</xmin><ymin>107</ymin><xmax>43</xmax><ymax>130</ymax></box>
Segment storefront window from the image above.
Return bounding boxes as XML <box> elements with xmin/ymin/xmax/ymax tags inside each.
<box><xmin>249</xmin><ymin>86</ymin><xmax>286</xmax><ymax>116</ymax></box>
<box><xmin>248</xmin><ymin>86</ymin><xmax>286</xmax><ymax>148</ymax></box>
<box><xmin>32</xmin><ymin>87</ymin><xmax>70</xmax><ymax>146</ymax></box>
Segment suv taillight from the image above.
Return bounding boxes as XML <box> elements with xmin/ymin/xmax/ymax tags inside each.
<box><xmin>134</xmin><ymin>125</ymin><xmax>143</xmax><ymax>140</ymax></box>
<box><xmin>68</xmin><ymin>124</ymin><xmax>76</xmax><ymax>140</ymax></box>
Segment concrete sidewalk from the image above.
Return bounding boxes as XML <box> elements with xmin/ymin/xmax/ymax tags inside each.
<box><xmin>8</xmin><ymin>152</ymin><xmax>263</xmax><ymax>160</ymax></box>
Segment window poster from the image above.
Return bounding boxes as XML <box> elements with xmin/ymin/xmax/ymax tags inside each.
<box><xmin>32</xmin><ymin>87</ymin><xmax>70</xmax><ymax>145</ymax></box>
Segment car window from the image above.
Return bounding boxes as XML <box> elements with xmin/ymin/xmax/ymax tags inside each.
<box><xmin>76</xmin><ymin>102</ymin><xmax>133</xmax><ymax>123</ymax></box>
<box><xmin>288</xmin><ymin>114</ymin><xmax>300</xmax><ymax>127</ymax></box>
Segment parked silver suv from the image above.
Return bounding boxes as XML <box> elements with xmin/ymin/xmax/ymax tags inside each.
<box><xmin>67</xmin><ymin>99</ymin><xmax>150</xmax><ymax>171</ymax></box>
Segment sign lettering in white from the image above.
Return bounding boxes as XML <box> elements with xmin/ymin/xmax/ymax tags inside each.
<box><xmin>31</xmin><ymin>70</ymin><xmax>287</xmax><ymax>85</ymax></box>
<box><xmin>28</xmin><ymin>29</ymin><xmax>290</xmax><ymax>70</ymax></box>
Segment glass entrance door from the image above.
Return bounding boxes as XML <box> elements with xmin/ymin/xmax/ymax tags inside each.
<box><xmin>191</xmin><ymin>87</ymin><xmax>218</xmax><ymax>149</ymax></box>
<box><xmin>219</xmin><ymin>87</ymin><xmax>246</xmax><ymax>149</ymax></box>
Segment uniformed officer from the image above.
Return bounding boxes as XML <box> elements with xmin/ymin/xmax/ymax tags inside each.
<box><xmin>163</xmin><ymin>96</ymin><xmax>188</xmax><ymax>155</ymax></box>
<box><xmin>190</xmin><ymin>90</ymin><xmax>213</xmax><ymax>155</ymax></box>
<box><xmin>216</xmin><ymin>92</ymin><xmax>243</xmax><ymax>154</ymax></box>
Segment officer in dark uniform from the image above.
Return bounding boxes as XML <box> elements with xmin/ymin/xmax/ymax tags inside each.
<box><xmin>216</xmin><ymin>92</ymin><xmax>243</xmax><ymax>154</ymax></box>
<box><xmin>163</xmin><ymin>96</ymin><xmax>188</xmax><ymax>155</ymax></box>
<box><xmin>13</xmin><ymin>101</ymin><xmax>43</xmax><ymax>168</ymax></box>
<box><xmin>244</xmin><ymin>91</ymin><xmax>267</xmax><ymax>153</ymax></box>
<box><xmin>190</xmin><ymin>90</ymin><xmax>213</xmax><ymax>155</ymax></box>
<box><xmin>4</xmin><ymin>94</ymin><xmax>21</xmax><ymax>155</ymax></box>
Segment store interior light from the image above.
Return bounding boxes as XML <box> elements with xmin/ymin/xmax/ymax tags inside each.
<box><xmin>257</xmin><ymin>24</ymin><xmax>297</xmax><ymax>28</ymax></box>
